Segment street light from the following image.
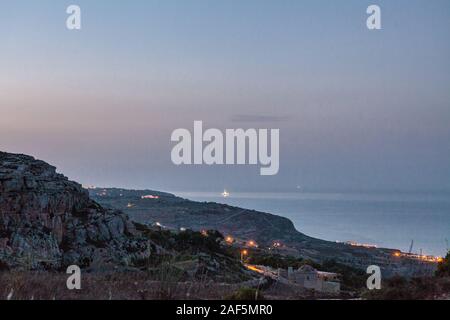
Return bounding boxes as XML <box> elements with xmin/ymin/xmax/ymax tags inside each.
<box><xmin>247</xmin><ymin>240</ymin><xmax>258</xmax><ymax>248</ymax></box>
<box><xmin>241</xmin><ymin>249</ymin><xmax>248</xmax><ymax>262</ymax></box>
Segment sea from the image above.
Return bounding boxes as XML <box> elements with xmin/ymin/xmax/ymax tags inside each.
<box><xmin>174</xmin><ymin>191</ymin><xmax>450</xmax><ymax>256</ymax></box>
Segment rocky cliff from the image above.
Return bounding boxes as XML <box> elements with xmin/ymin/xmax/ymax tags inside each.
<box><xmin>0</xmin><ymin>152</ymin><xmax>152</xmax><ymax>271</ymax></box>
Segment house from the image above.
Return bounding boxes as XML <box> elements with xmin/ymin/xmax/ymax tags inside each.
<box><xmin>278</xmin><ymin>265</ymin><xmax>341</xmax><ymax>294</ymax></box>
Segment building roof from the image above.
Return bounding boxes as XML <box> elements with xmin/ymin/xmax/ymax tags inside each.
<box><xmin>297</xmin><ymin>265</ymin><xmax>317</xmax><ymax>273</ymax></box>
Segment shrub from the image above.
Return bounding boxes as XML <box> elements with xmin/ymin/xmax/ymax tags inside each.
<box><xmin>436</xmin><ymin>251</ymin><xmax>450</xmax><ymax>277</ymax></box>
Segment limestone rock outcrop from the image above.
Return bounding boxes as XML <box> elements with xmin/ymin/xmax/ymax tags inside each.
<box><xmin>0</xmin><ymin>152</ymin><xmax>152</xmax><ymax>271</ymax></box>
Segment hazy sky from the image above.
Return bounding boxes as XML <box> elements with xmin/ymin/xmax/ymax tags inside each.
<box><xmin>1</xmin><ymin>0</ymin><xmax>449</xmax><ymax>192</ymax></box>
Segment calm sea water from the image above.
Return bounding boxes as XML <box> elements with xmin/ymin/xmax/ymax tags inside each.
<box><xmin>174</xmin><ymin>191</ymin><xmax>450</xmax><ymax>256</ymax></box>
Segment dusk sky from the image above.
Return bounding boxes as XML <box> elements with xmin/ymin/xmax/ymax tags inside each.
<box><xmin>1</xmin><ymin>0</ymin><xmax>450</xmax><ymax>192</ymax></box>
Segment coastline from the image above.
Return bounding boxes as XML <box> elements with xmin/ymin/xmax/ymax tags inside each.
<box><xmin>172</xmin><ymin>191</ymin><xmax>450</xmax><ymax>257</ymax></box>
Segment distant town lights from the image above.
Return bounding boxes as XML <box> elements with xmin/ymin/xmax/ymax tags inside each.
<box><xmin>393</xmin><ymin>251</ymin><xmax>443</xmax><ymax>263</ymax></box>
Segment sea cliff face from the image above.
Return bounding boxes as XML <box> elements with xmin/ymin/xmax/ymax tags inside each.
<box><xmin>0</xmin><ymin>152</ymin><xmax>151</xmax><ymax>270</ymax></box>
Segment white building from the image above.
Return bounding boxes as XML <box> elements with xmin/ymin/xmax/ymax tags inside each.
<box><xmin>279</xmin><ymin>265</ymin><xmax>341</xmax><ymax>294</ymax></box>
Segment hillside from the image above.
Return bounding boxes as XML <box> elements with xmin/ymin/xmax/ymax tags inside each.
<box><xmin>0</xmin><ymin>151</ymin><xmax>436</xmax><ymax>279</ymax></box>
<box><xmin>91</xmin><ymin>187</ymin><xmax>438</xmax><ymax>277</ymax></box>
<box><xmin>0</xmin><ymin>152</ymin><xmax>251</xmax><ymax>283</ymax></box>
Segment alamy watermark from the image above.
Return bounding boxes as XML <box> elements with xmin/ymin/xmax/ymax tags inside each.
<box><xmin>171</xmin><ymin>121</ymin><xmax>280</xmax><ymax>176</ymax></box>
<box><xmin>66</xmin><ymin>5</ymin><xmax>81</xmax><ymax>30</ymax></box>
<box><xmin>367</xmin><ymin>5</ymin><xmax>382</xmax><ymax>30</ymax></box>
<box><xmin>66</xmin><ymin>265</ymin><xmax>81</xmax><ymax>290</ymax></box>
<box><xmin>366</xmin><ymin>265</ymin><xmax>382</xmax><ymax>290</ymax></box>
<box><xmin>65</xmin><ymin>4</ymin><xmax>381</xmax><ymax>31</ymax></box>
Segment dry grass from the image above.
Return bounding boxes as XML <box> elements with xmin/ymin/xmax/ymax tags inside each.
<box><xmin>0</xmin><ymin>271</ymin><xmax>249</xmax><ymax>300</ymax></box>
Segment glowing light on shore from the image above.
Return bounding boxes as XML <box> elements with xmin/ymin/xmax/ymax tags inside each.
<box><xmin>247</xmin><ymin>240</ymin><xmax>258</xmax><ymax>248</ymax></box>
<box><xmin>240</xmin><ymin>249</ymin><xmax>249</xmax><ymax>263</ymax></box>
<box><xmin>141</xmin><ymin>195</ymin><xmax>160</xmax><ymax>199</ymax></box>
<box><xmin>246</xmin><ymin>265</ymin><xmax>264</xmax><ymax>273</ymax></box>
<box><xmin>393</xmin><ymin>251</ymin><xmax>443</xmax><ymax>263</ymax></box>
<box><xmin>272</xmin><ymin>241</ymin><xmax>282</xmax><ymax>248</ymax></box>
<box><xmin>345</xmin><ymin>241</ymin><xmax>377</xmax><ymax>249</ymax></box>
